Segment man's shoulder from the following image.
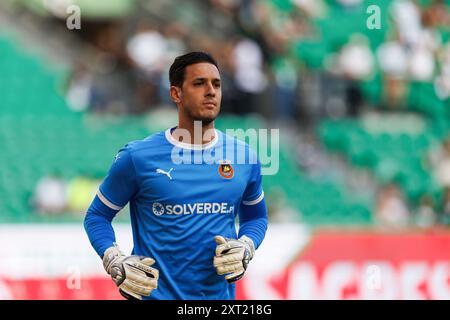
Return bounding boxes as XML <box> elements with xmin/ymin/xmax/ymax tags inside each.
<box><xmin>122</xmin><ymin>130</ymin><xmax>168</xmax><ymax>156</ymax></box>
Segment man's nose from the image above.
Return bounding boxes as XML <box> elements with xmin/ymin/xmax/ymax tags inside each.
<box><xmin>205</xmin><ymin>82</ymin><xmax>216</xmax><ymax>97</ymax></box>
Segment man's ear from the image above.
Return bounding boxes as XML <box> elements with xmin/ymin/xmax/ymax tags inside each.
<box><xmin>170</xmin><ymin>86</ymin><xmax>182</xmax><ymax>104</ymax></box>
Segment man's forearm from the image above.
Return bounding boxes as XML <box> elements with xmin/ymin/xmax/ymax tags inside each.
<box><xmin>238</xmin><ymin>199</ymin><xmax>268</xmax><ymax>249</ymax></box>
<box><xmin>84</xmin><ymin>195</ymin><xmax>118</xmax><ymax>257</ymax></box>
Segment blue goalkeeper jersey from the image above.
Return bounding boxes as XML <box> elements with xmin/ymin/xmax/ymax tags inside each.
<box><xmin>92</xmin><ymin>127</ymin><xmax>266</xmax><ymax>300</ymax></box>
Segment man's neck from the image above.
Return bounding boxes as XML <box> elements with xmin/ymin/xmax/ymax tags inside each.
<box><xmin>173</xmin><ymin>119</ymin><xmax>216</xmax><ymax>145</ymax></box>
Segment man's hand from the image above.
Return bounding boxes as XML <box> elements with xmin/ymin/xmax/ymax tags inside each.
<box><xmin>102</xmin><ymin>244</ymin><xmax>159</xmax><ymax>300</ymax></box>
<box><xmin>213</xmin><ymin>235</ymin><xmax>255</xmax><ymax>283</ymax></box>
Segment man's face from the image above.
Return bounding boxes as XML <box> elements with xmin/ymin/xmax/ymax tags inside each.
<box><xmin>172</xmin><ymin>62</ymin><xmax>222</xmax><ymax>124</ymax></box>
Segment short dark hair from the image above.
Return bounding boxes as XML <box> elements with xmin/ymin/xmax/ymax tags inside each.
<box><xmin>169</xmin><ymin>52</ymin><xmax>219</xmax><ymax>87</ymax></box>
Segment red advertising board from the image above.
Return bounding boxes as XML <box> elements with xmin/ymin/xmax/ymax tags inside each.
<box><xmin>238</xmin><ymin>230</ymin><xmax>450</xmax><ymax>300</ymax></box>
<box><xmin>0</xmin><ymin>277</ymin><xmax>122</xmax><ymax>300</ymax></box>
<box><xmin>2</xmin><ymin>228</ymin><xmax>450</xmax><ymax>300</ymax></box>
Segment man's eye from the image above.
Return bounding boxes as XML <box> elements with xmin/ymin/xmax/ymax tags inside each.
<box><xmin>194</xmin><ymin>82</ymin><xmax>202</xmax><ymax>86</ymax></box>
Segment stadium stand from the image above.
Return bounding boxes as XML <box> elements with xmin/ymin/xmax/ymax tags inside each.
<box><xmin>0</xmin><ymin>0</ymin><xmax>449</xmax><ymax>229</ymax></box>
<box><xmin>0</xmin><ymin>33</ymin><xmax>373</xmax><ymax>225</ymax></box>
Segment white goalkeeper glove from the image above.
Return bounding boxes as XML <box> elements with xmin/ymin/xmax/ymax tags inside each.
<box><xmin>213</xmin><ymin>235</ymin><xmax>255</xmax><ymax>283</ymax></box>
<box><xmin>102</xmin><ymin>244</ymin><xmax>159</xmax><ymax>300</ymax></box>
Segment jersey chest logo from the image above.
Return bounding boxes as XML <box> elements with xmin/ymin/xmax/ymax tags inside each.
<box><xmin>218</xmin><ymin>160</ymin><xmax>234</xmax><ymax>179</ymax></box>
<box><xmin>156</xmin><ymin>168</ymin><xmax>173</xmax><ymax>180</ymax></box>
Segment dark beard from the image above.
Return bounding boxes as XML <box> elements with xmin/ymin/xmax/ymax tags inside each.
<box><xmin>194</xmin><ymin>117</ymin><xmax>214</xmax><ymax>125</ymax></box>
<box><xmin>185</xmin><ymin>107</ymin><xmax>217</xmax><ymax>125</ymax></box>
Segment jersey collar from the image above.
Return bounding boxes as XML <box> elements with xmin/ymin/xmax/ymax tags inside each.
<box><xmin>165</xmin><ymin>127</ymin><xmax>219</xmax><ymax>150</ymax></box>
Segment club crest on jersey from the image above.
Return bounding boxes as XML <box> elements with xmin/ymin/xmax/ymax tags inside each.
<box><xmin>218</xmin><ymin>160</ymin><xmax>234</xmax><ymax>179</ymax></box>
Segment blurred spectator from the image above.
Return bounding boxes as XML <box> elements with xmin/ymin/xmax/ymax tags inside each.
<box><xmin>32</xmin><ymin>174</ymin><xmax>68</xmax><ymax>215</ymax></box>
<box><xmin>231</xmin><ymin>37</ymin><xmax>268</xmax><ymax>114</ymax></box>
<box><xmin>377</xmin><ymin>40</ymin><xmax>408</xmax><ymax>79</ymax></box>
<box><xmin>127</xmin><ymin>30</ymin><xmax>166</xmax><ymax>70</ymax></box>
<box><xmin>88</xmin><ymin>59</ymin><xmax>137</xmax><ymax>114</ymax></box>
<box><xmin>435</xmin><ymin>44</ymin><xmax>450</xmax><ymax>99</ymax></box>
<box><xmin>83</xmin><ymin>22</ymin><xmax>138</xmax><ymax>114</ymax></box>
<box><xmin>377</xmin><ymin>38</ymin><xmax>409</xmax><ymax>109</ymax></box>
<box><xmin>66</xmin><ymin>64</ymin><xmax>93</xmax><ymax>112</ymax></box>
<box><xmin>391</xmin><ymin>0</ymin><xmax>422</xmax><ymax>47</ymax></box>
<box><xmin>125</xmin><ymin>23</ymin><xmax>168</xmax><ymax>110</ymax></box>
<box><xmin>414</xmin><ymin>194</ymin><xmax>437</xmax><ymax>229</ymax></box>
<box><xmin>429</xmin><ymin>135</ymin><xmax>450</xmax><ymax>188</ymax></box>
<box><xmin>440</xmin><ymin>187</ymin><xmax>450</xmax><ymax>226</ymax></box>
<box><xmin>271</xmin><ymin>56</ymin><xmax>299</xmax><ymax>120</ymax></box>
<box><xmin>375</xmin><ymin>183</ymin><xmax>410</xmax><ymax>229</ymax></box>
<box><xmin>158</xmin><ymin>22</ymin><xmax>189</xmax><ymax>105</ymax></box>
<box><xmin>427</xmin><ymin>0</ymin><xmax>450</xmax><ymax>27</ymax></box>
<box><xmin>382</xmin><ymin>75</ymin><xmax>408</xmax><ymax>110</ymax></box>
<box><xmin>338</xmin><ymin>34</ymin><xmax>374</xmax><ymax>81</ymax></box>
<box><xmin>338</xmin><ymin>34</ymin><xmax>374</xmax><ymax>116</ymax></box>
<box><xmin>408</xmin><ymin>44</ymin><xmax>435</xmax><ymax>81</ymax></box>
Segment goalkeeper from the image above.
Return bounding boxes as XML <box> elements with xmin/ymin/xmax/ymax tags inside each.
<box><xmin>84</xmin><ymin>52</ymin><xmax>268</xmax><ymax>300</ymax></box>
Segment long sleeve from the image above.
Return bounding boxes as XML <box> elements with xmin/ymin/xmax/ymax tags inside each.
<box><xmin>238</xmin><ymin>198</ymin><xmax>268</xmax><ymax>249</ymax></box>
<box><xmin>83</xmin><ymin>143</ymin><xmax>138</xmax><ymax>257</ymax></box>
<box><xmin>84</xmin><ymin>195</ymin><xmax>119</xmax><ymax>257</ymax></box>
<box><xmin>238</xmin><ymin>158</ymin><xmax>268</xmax><ymax>249</ymax></box>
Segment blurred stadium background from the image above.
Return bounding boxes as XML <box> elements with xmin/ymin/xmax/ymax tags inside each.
<box><xmin>1</xmin><ymin>0</ymin><xmax>450</xmax><ymax>300</ymax></box>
